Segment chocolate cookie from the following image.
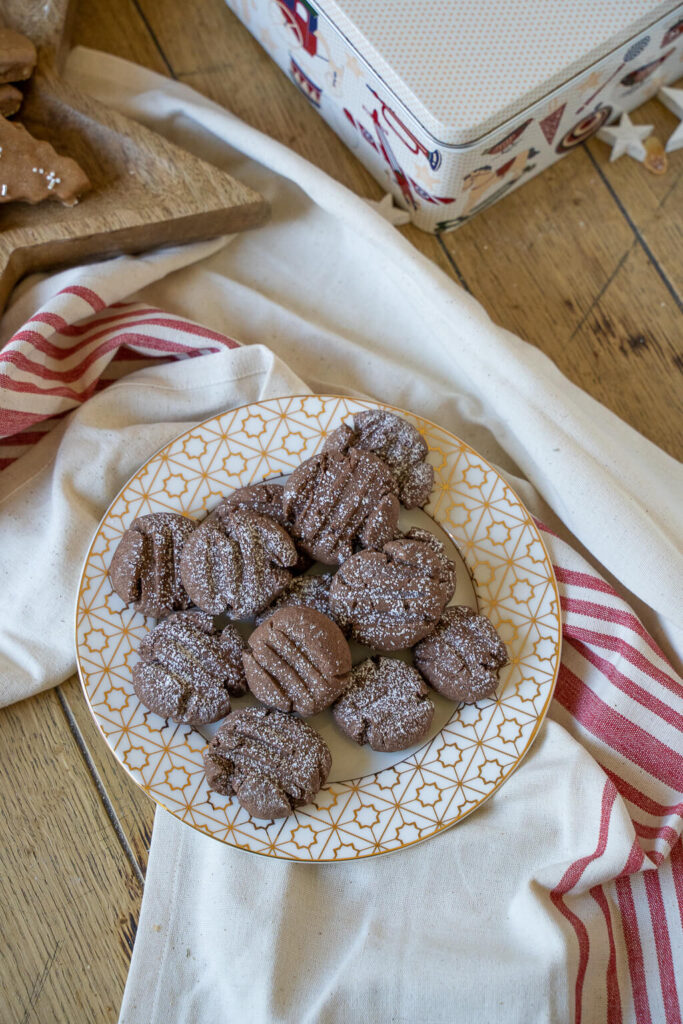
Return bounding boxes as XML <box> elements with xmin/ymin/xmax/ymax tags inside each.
<box><xmin>203</xmin><ymin>706</ymin><xmax>331</xmax><ymax>819</ymax></box>
<box><xmin>413</xmin><ymin>605</ymin><xmax>509</xmax><ymax>703</ymax></box>
<box><xmin>282</xmin><ymin>448</ymin><xmax>399</xmax><ymax>565</ymax></box>
<box><xmin>329</xmin><ymin>536</ymin><xmax>455</xmax><ymax>651</ymax></box>
<box><xmin>323</xmin><ymin>409</ymin><xmax>434</xmax><ymax>508</ymax></box>
<box><xmin>133</xmin><ymin>611</ymin><xmax>247</xmax><ymax>725</ymax></box>
<box><xmin>402</xmin><ymin>526</ymin><xmax>457</xmax><ymax>595</ymax></box>
<box><xmin>109</xmin><ymin>512</ymin><xmax>195</xmax><ymax>618</ymax></box>
<box><xmin>213</xmin><ymin>482</ymin><xmax>286</xmax><ymax>523</ymax></box>
<box><xmin>333</xmin><ymin>657</ymin><xmax>435</xmax><ymax>752</ymax></box>
<box><xmin>180</xmin><ymin>509</ymin><xmax>297</xmax><ymax>618</ymax></box>
<box><xmin>243</xmin><ymin>606</ymin><xmax>351</xmax><ymax>715</ymax></box>
<box><xmin>212</xmin><ymin>482</ymin><xmax>311</xmax><ymax>573</ymax></box>
<box><xmin>253</xmin><ymin>573</ymin><xmax>336</xmax><ymax>626</ymax></box>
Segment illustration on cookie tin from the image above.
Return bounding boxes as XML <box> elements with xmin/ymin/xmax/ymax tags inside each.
<box><xmin>276</xmin><ymin>0</ymin><xmax>319</xmax><ymax>54</ymax></box>
<box><xmin>576</xmin><ymin>36</ymin><xmax>650</xmax><ymax>114</ymax></box>
<box><xmin>661</xmin><ymin>17</ymin><xmax>683</xmax><ymax>48</ymax></box>
<box><xmin>290</xmin><ymin>56</ymin><xmax>322</xmax><ymax>106</ymax></box>
<box><xmin>483</xmin><ymin>119</ymin><xmax>533</xmax><ymax>155</ymax></box>
<box><xmin>408</xmin><ymin>177</ymin><xmax>455</xmax><ymax>206</ymax></box>
<box><xmin>556</xmin><ymin>106</ymin><xmax>612</xmax><ymax>153</ymax></box>
<box><xmin>539</xmin><ymin>104</ymin><xmax>566</xmax><ymax>145</ymax></box>
<box><xmin>462</xmin><ymin>149</ymin><xmax>537</xmax><ymax>217</ymax></box>
<box><xmin>273</xmin><ymin>0</ymin><xmax>344</xmax><ymax>94</ymax></box>
<box><xmin>366</xmin><ymin>86</ymin><xmax>442</xmax><ymax>169</ymax></box>
<box><xmin>367</xmin><ymin>106</ymin><xmax>418</xmax><ymax>209</ymax></box>
<box><xmin>620</xmin><ymin>49</ymin><xmax>674</xmax><ymax>88</ymax></box>
<box><xmin>436</xmin><ymin>147</ymin><xmax>538</xmax><ymax>230</ymax></box>
<box><xmin>343</xmin><ymin>107</ymin><xmax>378</xmax><ymax>151</ymax></box>
<box><xmin>345</xmin><ymin>100</ymin><xmax>425</xmax><ymax>211</ymax></box>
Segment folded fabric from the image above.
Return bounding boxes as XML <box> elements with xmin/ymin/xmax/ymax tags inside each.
<box><xmin>0</xmin><ymin>46</ymin><xmax>681</xmax><ymax>1024</ymax></box>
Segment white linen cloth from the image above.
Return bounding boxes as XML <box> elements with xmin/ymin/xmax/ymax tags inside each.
<box><xmin>0</xmin><ymin>48</ymin><xmax>681</xmax><ymax>1024</ymax></box>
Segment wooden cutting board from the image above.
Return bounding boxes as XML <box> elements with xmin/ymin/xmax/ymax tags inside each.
<box><xmin>0</xmin><ymin>0</ymin><xmax>268</xmax><ymax>311</ymax></box>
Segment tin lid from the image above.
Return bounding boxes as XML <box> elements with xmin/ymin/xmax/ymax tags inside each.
<box><xmin>318</xmin><ymin>0</ymin><xmax>681</xmax><ymax>145</ymax></box>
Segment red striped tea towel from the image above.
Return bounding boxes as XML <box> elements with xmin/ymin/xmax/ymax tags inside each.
<box><xmin>1</xmin><ymin>286</ymin><xmax>682</xmax><ymax>1023</ymax></box>
<box><xmin>0</xmin><ymin>287</ymin><xmax>238</xmax><ymax>465</ymax></box>
<box><xmin>546</xmin><ymin>527</ymin><xmax>683</xmax><ymax>1023</ymax></box>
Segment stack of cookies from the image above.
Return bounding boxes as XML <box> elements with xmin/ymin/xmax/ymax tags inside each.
<box><xmin>0</xmin><ymin>26</ymin><xmax>90</xmax><ymax>206</ymax></box>
<box><xmin>109</xmin><ymin>410</ymin><xmax>508</xmax><ymax>819</ymax></box>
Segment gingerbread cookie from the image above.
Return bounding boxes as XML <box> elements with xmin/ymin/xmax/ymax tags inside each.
<box><xmin>109</xmin><ymin>512</ymin><xmax>195</xmax><ymax>619</ymax></box>
<box><xmin>213</xmin><ymin>482</ymin><xmax>311</xmax><ymax>572</ymax></box>
<box><xmin>203</xmin><ymin>706</ymin><xmax>331</xmax><ymax>819</ymax></box>
<box><xmin>333</xmin><ymin>657</ymin><xmax>434</xmax><ymax>752</ymax></box>
<box><xmin>133</xmin><ymin>611</ymin><xmax>247</xmax><ymax>725</ymax></box>
<box><xmin>254</xmin><ymin>573</ymin><xmax>336</xmax><ymax>626</ymax></box>
<box><xmin>323</xmin><ymin>409</ymin><xmax>434</xmax><ymax>508</ymax></box>
<box><xmin>283</xmin><ymin>448</ymin><xmax>399</xmax><ymax>565</ymax></box>
<box><xmin>0</xmin><ymin>118</ymin><xmax>90</xmax><ymax>206</ymax></box>
<box><xmin>243</xmin><ymin>606</ymin><xmax>351</xmax><ymax>716</ymax></box>
<box><xmin>0</xmin><ymin>83</ymin><xmax>22</xmax><ymax>118</ymax></box>
<box><xmin>180</xmin><ymin>509</ymin><xmax>297</xmax><ymax>618</ymax></box>
<box><xmin>329</xmin><ymin>536</ymin><xmax>455</xmax><ymax>651</ymax></box>
<box><xmin>0</xmin><ymin>28</ymin><xmax>36</xmax><ymax>83</ymax></box>
<box><xmin>413</xmin><ymin>605</ymin><xmax>509</xmax><ymax>703</ymax></box>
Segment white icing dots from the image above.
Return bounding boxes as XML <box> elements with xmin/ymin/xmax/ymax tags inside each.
<box><xmin>30</xmin><ymin>167</ymin><xmax>61</xmax><ymax>189</ymax></box>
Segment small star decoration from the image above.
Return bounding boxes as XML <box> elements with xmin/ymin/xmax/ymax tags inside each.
<box><xmin>657</xmin><ymin>85</ymin><xmax>683</xmax><ymax>152</ymax></box>
<box><xmin>365</xmin><ymin>193</ymin><xmax>411</xmax><ymax>226</ymax></box>
<box><xmin>345</xmin><ymin>54</ymin><xmax>365</xmax><ymax>80</ymax></box>
<box><xmin>597</xmin><ymin>111</ymin><xmax>653</xmax><ymax>162</ymax></box>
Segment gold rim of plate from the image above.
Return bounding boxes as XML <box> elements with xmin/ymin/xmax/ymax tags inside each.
<box><xmin>74</xmin><ymin>395</ymin><xmax>561</xmax><ymax>862</ymax></box>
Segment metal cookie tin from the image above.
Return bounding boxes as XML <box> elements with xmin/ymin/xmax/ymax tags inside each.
<box><xmin>226</xmin><ymin>0</ymin><xmax>683</xmax><ymax>231</ymax></box>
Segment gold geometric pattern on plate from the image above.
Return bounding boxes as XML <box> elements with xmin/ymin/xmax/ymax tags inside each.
<box><xmin>75</xmin><ymin>396</ymin><xmax>561</xmax><ymax>862</ymax></box>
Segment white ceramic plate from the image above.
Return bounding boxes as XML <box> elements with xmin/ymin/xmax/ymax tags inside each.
<box><xmin>75</xmin><ymin>395</ymin><xmax>561</xmax><ymax>862</ymax></box>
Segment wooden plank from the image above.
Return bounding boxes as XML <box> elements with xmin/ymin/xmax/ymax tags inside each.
<box><xmin>0</xmin><ymin>689</ymin><xmax>142</xmax><ymax>1023</ymax></box>
<box><xmin>586</xmin><ymin>87</ymin><xmax>683</xmax><ymax>295</ymax></box>
<box><xmin>71</xmin><ymin>0</ymin><xmax>170</xmax><ymax>74</ymax></box>
<box><xmin>441</xmin><ymin>146</ymin><xmax>635</xmax><ymax>341</ymax></box>
<box><xmin>134</xmin><ymin>0</ymin><xmax>458</xmax><ymax>274</ymax></box>
<box><xmin>59</xmin><ymin>674</ymin><xmax>156</xmax><ymax>876</ymax></box>
<box><xmin>567</xmin><ymin>241</ymin><xmax>683</xmax><ymax>457</ymax></box>
<box><xmin>439</xmin><ymin>145</ymin><xmax>682</xmax><ymax>458</ymax></box>
<box><xmin>133</xmin><ymin>0</ymin><xmax>235</xmax><ymax>77</ymax></box>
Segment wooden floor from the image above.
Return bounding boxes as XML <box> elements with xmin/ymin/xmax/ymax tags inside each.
<box><xmin>2</xmin><ymin>1</ymin><xmax>681</xmax><ymax>1020</ymax></box>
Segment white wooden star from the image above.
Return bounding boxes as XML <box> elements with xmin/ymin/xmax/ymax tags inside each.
<box><xmin>657</xmin><ymin>85</ymin><xmax>683</xmax><ymax>153</ymax></box>
<box><xmin>365</xmin><ymin>193</ymin><xmax>411</xmax><ymax>226</ymax></box>
<box><xmin>597</xmin><ymin>111</ymin><xmax>653</xmax><ymax>162</ymax></box>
